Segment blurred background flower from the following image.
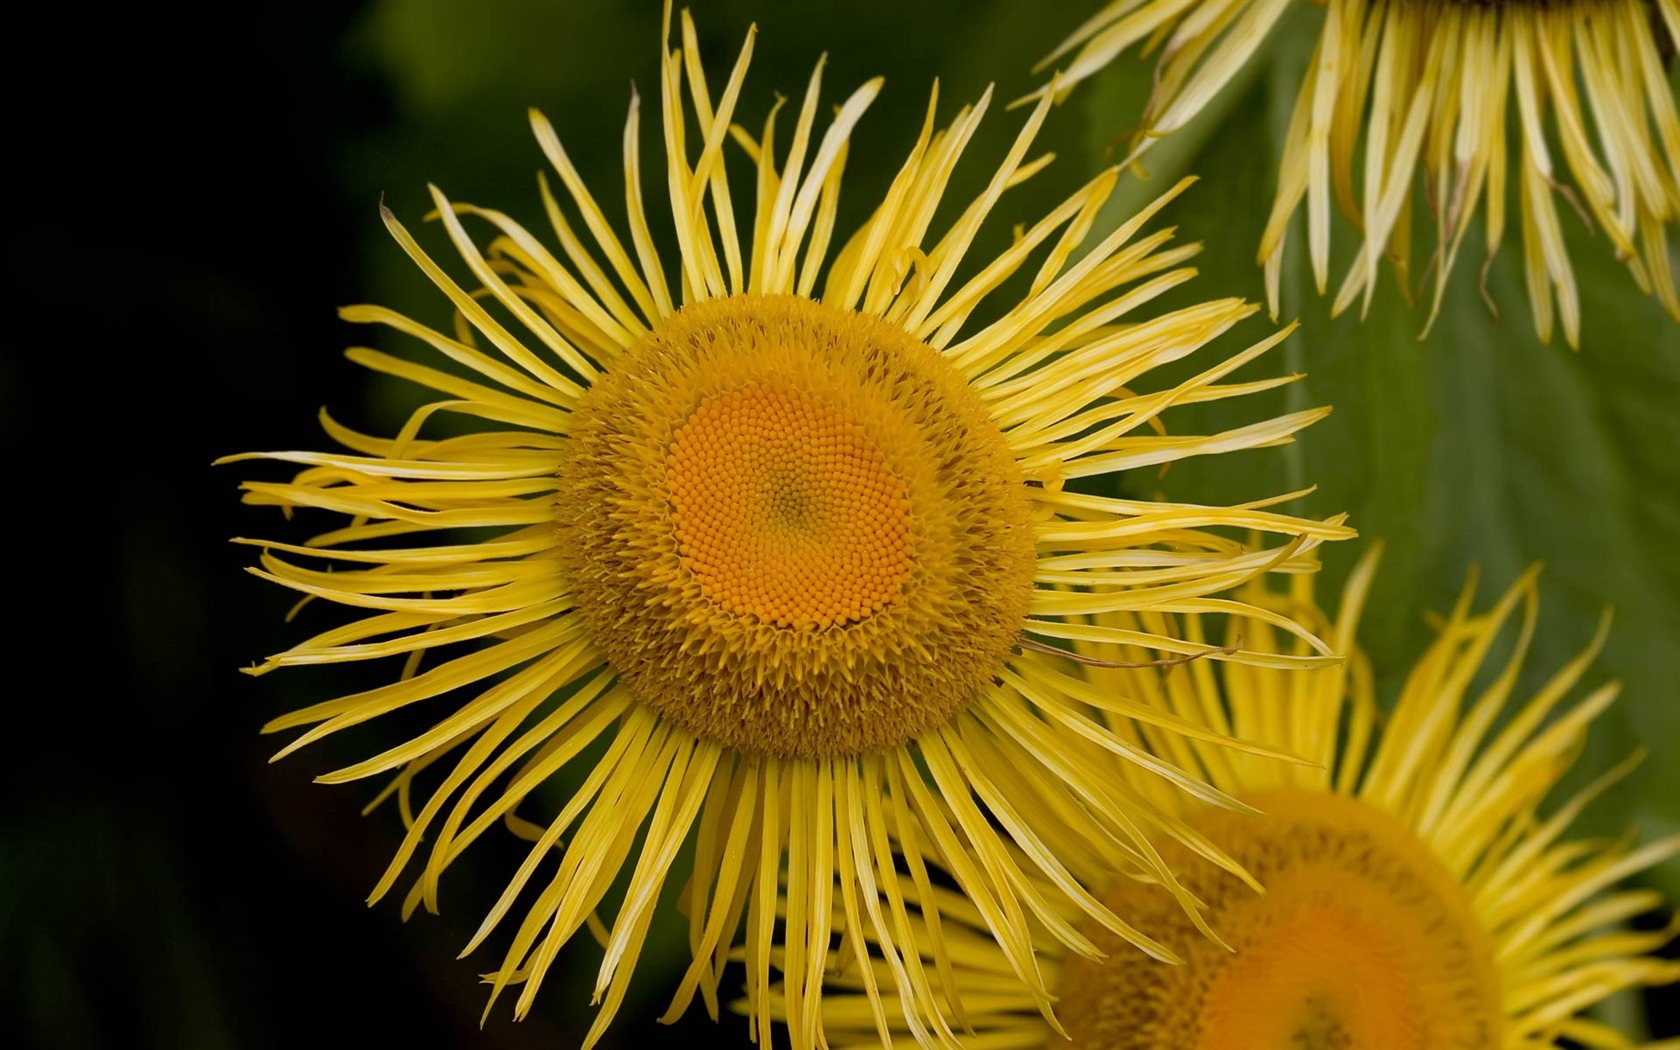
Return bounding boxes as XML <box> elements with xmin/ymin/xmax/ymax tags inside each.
<box><xmin>809</xmin><ymin>554</ymin><xmax>1680</xmax><ymax>1048</ymax></box>
<box><xmin>1041</xmin><ymin>0</ymin><xmax>1680</xmax><ymax>347</ymax></box>
<box><xmin>4</xmin><ymin>2</ymin><xmax>1676</xmax><ymax>1048</ymax></box>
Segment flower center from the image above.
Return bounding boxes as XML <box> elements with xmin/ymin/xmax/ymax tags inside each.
<box><xmin>1056</xmin><ymin>790</ymin><xmax>1503</xmax><ymax>1050</ymax></box>
<box><xmin>558</xmin><ymin>294</ymin><xmax>1035</xmax><ymax>758</ymax></box>
<box><xmin>668</xmin><ymin>382</ymin><xmax>912</xmax><ymax>629</ymax></box>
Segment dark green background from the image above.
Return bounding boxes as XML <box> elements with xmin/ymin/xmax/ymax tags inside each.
<box><xmin>5</xmin><ymin>1</ymin><xmax>1675</xmax><ymax>1047</ymax></box>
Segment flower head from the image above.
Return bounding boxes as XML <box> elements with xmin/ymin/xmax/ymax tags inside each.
<box><xmin>1040</xmin><ymin>0</ymin><xmax>1680</xmax><ymax>347</ymax></box>
<box><xmin>808</xmin><ymin>551</ymin><xmax>1680</xmax><ymax>1048</ymax></box>
<box><xmin>223</xmin><ymin>6</ymin><xmax>1349</xmax><ymax>1046</ymax></box>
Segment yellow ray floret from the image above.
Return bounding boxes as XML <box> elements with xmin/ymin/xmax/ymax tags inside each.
<box><xmin>1037</xmin><ymin>0</ymin><xmax>1680</xmax><ymax>347</ymax></box>
<box><xmin>221</xmin><ymin>6</ymin><xmax>1352</xmax><ymax>1048</ymax></box>
<box><xmin>805</xmin><ymin>550</ymin><xmax>1679</xmax><ymax>1048</ymax></box>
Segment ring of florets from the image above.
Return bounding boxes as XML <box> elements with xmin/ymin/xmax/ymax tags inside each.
<box><xmin>558</xmin><ymin>294</ymin><xmax>1037</xmax><ymax>758</ymax></box>
<box><xmin>1056</xmin><ymin>790</ymin><xmax>1503</xmax><ymax>1050</ymax></box>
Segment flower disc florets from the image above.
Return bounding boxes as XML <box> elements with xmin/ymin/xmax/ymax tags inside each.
<box><xmin>558</xmin><ymin>293</ymin><xmax>1035</xmax><ymax>758</ymax></box>
<box><xmin>1057</xmin><ymin>790</ymin><xmax>1502</xmax><ymax>1050</ymax></box>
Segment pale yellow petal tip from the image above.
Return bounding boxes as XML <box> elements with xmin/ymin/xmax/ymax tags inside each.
<box><xmin>1007</xmin><ymin>83</ymin><xmax>1052</xmax><ymax>111</ymax></box>
<box><xmin>527</xmin><ymin>107</ymin><xmax>556</xmax><ymax>139</ymax></box>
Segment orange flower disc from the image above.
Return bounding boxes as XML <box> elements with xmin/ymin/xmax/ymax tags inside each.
<box><xmin>558</xmin><ymin>293</ymin><xmax>1036</xmax><ymax>758</ymax></box>
<box><xmin>1056</xmin><ymin>790</ymin><xmax>1504</xmax><ymax>1050</ymax></box>
<box><xmin>668</xmin><ymin>381</ymin><xmax>912</xmax><ymax>629</ymax></box>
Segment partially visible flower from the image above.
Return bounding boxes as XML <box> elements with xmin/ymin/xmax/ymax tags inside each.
<box><xmin>1039</xmin><ymin>0</ymin><xmax>1680</xmax><ymax>347</ymax></box>
<box><xmin>222</xmin><ymin>5</ymin><xmax>1349</xmax><ymax>1047</ymax></box>
<box><xmin>802</xmin><ymin>550</ymin><xmax>1680</xmax><ymax>1048</ymax></box>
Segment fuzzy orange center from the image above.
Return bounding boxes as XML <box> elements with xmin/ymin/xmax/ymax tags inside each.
<box><xmin>668</xmin><ymin>382</ymin><xmax>912</xmax><ymax>629</ymax></box>
<box><xmin>1193</xmin><ymin>868</ymin><xmax>1449</xmax><ymax>1050</ymax></box>
<box><xmin>1057</xmin><ymin>790</ymin><xmax>1502</xmax><ymax>1050</ymax></box>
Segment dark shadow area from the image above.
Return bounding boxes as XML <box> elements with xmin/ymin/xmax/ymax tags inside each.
<box><xmin>1</xmin><ymin>5</ymin><xmax>744</xmax><ymax>1047</ymax></box>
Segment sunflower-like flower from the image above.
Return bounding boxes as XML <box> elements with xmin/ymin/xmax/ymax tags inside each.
<box><xmin>1040</xmin><ymin>0</ymin><xmax>1680</xmax><ymax>347</ymax></box>
<box><xmin>804</xmin><ymin>551</ymin><xmax>1680</xmax><ymax>1049</ymax></box>
<box><xmin>222</xmin><ymin>7</ymin><xmax>1353</xmax><ymax>1046</ymax></box>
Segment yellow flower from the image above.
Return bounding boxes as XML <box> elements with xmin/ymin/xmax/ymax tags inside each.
<box><xmin>1040</xmin><ymin>0</ymin><xmax>1680</xmax><ymax>347</ymax></box>
<box><xmin>806</xmin><ymin>551</ymin><xmax>1679</xmax><ymax>1048</ymax></box>
<box><xmin>222</xmin><ymin>6</ymin><xmax>1351</xmax><ymax>1046</ymax></box>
